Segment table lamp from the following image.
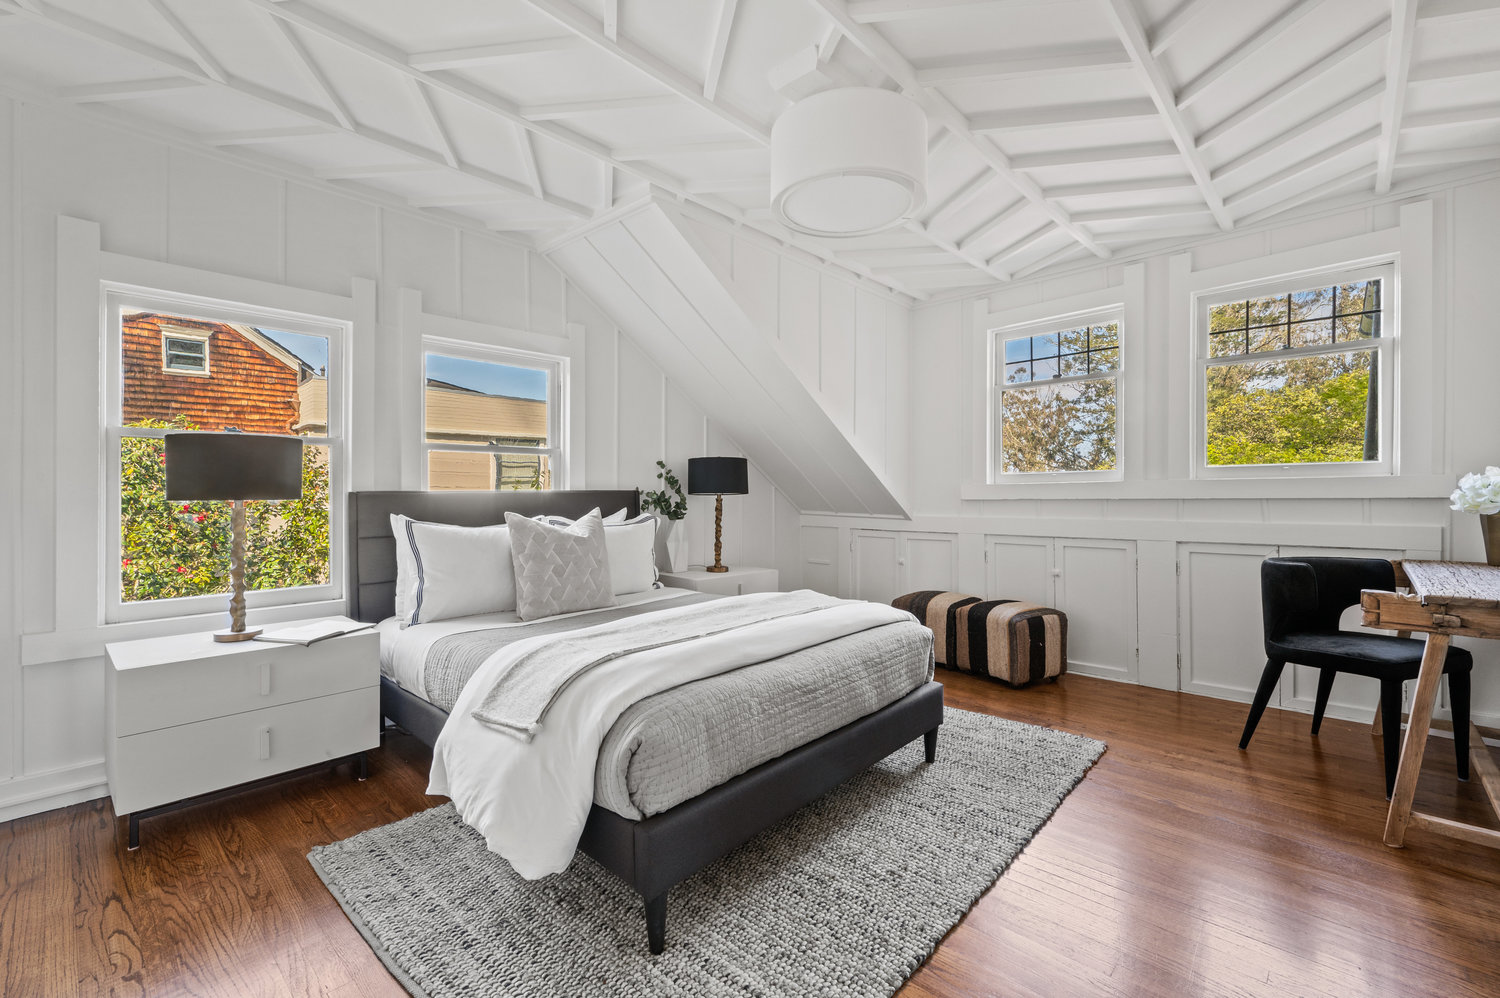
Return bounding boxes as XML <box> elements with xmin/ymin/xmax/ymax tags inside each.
<box><xmin>687</xmin><ymin>456</ymin><xmax>748</xmax><ymax>573</ymax></box>
<box><xmin>165</xmin><ymin>430</ymin><xmax>303</xmax><ymax>641</ymax></box>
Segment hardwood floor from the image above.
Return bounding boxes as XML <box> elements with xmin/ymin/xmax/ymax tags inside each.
<box><xmin>3</xmin><ymin>673</ymin><xmax>1498</xmax><ymax>997</ymax></box>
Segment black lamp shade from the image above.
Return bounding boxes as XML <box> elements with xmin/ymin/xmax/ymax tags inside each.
<box><xmin>165</xmin><ymin>432</ymin><xmax>303</xmax><ymax>501</ymax></box>
<box><xmin>687</xmin><ymin>456</ymin><xmax>749</xmax><ymax>496</ymax></box>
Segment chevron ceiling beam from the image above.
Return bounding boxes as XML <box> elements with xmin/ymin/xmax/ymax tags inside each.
<box><xmin>1375</xmin><ymin>0</ymin><xmax>1418</xmax><ymax>193</ymax></box>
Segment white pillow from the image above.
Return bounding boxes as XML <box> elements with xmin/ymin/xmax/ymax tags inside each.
<box><xmin>541</xmin><ymin>512</ymin><xmax>658</xmax><ymax>596</ymax></box>
<box><xmin>391</xmin><ymin>515</ymin><xmax>516</xmax><ymax>626</ymax></box>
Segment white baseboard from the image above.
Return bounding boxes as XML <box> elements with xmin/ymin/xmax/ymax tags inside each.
<box><xmin>0</xmin><ymin>761</ymin><xmax>108</xmax><ymax>824</ymax></box>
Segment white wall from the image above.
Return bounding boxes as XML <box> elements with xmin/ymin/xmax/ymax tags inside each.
<box><xmin>807</xmin><ymin>174</ymin><xmax>1500</xmax><ymax>730</ymax></box>
<box><xmin>0</xmin><ymin>98</ymin><xmax>797</xmax><ymax>821</ymax></box>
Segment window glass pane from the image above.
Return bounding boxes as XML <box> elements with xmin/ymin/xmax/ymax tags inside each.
<box><xmin>119</xmin><ymin>434</ymin><xmax>331</xmax><ymax>602</ymax></box>
<box><xmin>427</xmin><ymin>450</ymin><xmax>551</xmax><ymax>491</ymax></box>
<box><xmin>424</xmin><ymin>353</ymin><xmax>550</xmax><ymax>448</ymax></box>
<box><xmin>1290</xmin><ymin>287</ymin><xmax>1334</xmax><ymax>322</ymax></box>
<box><xmin>1003</xmin><ymin>337</ymin><xmax>1031</xmax><ymax>364</ymax></box>
<box><xmin>1288</xmin><ymin>319</ymin><xmax>1332</xmax><ymax>348</ymax></box>
<box><xmin>1090</xmin><ymin>347</ymin><xmax>1120</xmax><ymax>373</ymax></box>
<box><xmin>1001</xmin><ymin>378</ymin><xmax>1117</xmax><ymax>473</ymax></box>
<box><xmin>1058</xmin><ymin>352</ymin><xmax>1089</xmax><ymax>377</ymax></box>
<box><xmin>1057</xmin><ymin>327</ymin><xmax>1089</xmax><ymax>354</ymax></box>
<box><xmin>123</xmin><ymin>312</ymin><xmax>328</xmax><ymax>436</ymax></box>
<box><xmin>1335</xmin><ymin>311</ymin><xmax>1380</xmax><ymax>342</ymax></box>
<box><xmin>1090</xmin><ymin>323</ymin><xmax>1120</xmax><ymax>349</ymax></box>
<box><xmin>1249</xmin><ymin>326</ymin><xmax>1285</xmax><ymax>352</ymax></box>
<box><xmin>1030</xmin><ymin>356</ymin><xmax>1059</xmax><ymax>381</ymax></box>
<box><xmin>1205</xmin><ymin>351</ymin><xmax>1378</xmax><ymax>466</ymax></box>
<box><xmin>1209</xmin><ymin>331</ymin><xmax>1244</xmax><ymax>358</ymax></box>
<box><xmin>1337</xmin><ymin>280</ymin><xmax>1380</xmax><ymax>314</ymax></box>
<box><xmin>1031</xmin><ymin>332</ymin><xmax>1059</xmax><ymax>358</ymax></box>
<box><xmin>1209</xmin><ymin>301</ymin><xmax>1248</xmax><ymax>333</ymax></box>
<box><xmin>1004</xmin><ymin>361</ymin><xmax>1031</xmax><ymax>384</ymax></box>
<box><xmin>1248</xmin><ymin>294</ymin><xmax>1288</xmax><ymax>328</ymax></box>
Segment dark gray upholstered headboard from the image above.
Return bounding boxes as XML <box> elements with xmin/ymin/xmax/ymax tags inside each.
<box><xmin>346</xmin><ymin>489</ymin><xmax>641</xmax><ymax>623</ymax></box>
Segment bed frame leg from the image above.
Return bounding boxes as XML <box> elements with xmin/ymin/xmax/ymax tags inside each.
<box><xmin>924</xmin><ymin>727</ymin><xmax>938</xmax><ymax>763</ymax></box>
<box><xmin>644</xmin><ymin>891</ymin><xmax>668</xmax><ymax>955</ymax></box>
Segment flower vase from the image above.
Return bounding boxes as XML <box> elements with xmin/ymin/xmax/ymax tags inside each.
<box><xmin>654</xmin><ymin>516</ymin><xmax>687</xmax><ymax>572</ymax></box>
<box><xmin>1483</xmin><ymin>513</ymin><xmax>1500</xmax><ymax>567</ymax></box>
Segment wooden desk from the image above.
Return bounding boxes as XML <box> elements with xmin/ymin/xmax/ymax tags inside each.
<box><xmin>1361</xmin><ymin>560</ymin><xmax>1500</xmax><ymax>849</ymax></box>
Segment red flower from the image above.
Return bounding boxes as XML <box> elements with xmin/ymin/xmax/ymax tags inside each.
<box><xmin>194</xmin><ymin>514</ymin><xmax>205</xmax><ymax>523</ymax></box>
<box><xmin>180</xmin><ymin>503</ymin><xmax>191</xmax><ymax>513</ymax></box>
<box><xmin>122</xmin><ymin>558</ymin><xmax>131</xmax><ymax>567</ymax></box>
<box><xmin>175</xmin><ymin>566</ymin><xmax>187</xmax><ymax>574</ymax></box>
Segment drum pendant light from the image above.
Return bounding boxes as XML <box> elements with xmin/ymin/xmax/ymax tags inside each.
<box><xmin>770</xmin><ymin>87</ymin><xmax>928</xmax><ymax>238</ymax></box>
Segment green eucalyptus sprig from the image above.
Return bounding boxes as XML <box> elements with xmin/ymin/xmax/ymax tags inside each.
<box><xmin>641</xmin><ymin>459</ymin><xmax>688</xmax><ymax>520</ymax></box>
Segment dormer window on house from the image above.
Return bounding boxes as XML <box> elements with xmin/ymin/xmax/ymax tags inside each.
<box><xmin>161</xmin><ymin>329</ymin><xmax>210</xmax><ymax>374</ymax></box>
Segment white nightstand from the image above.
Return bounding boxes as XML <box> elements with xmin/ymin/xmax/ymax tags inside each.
<box><xmin>659</xmin><ymin>566</ymin><xmax>779</xmax><ymax>597</ymax></box>
<box><xmin>105</xmin><ymin>618</ymin><xmax>380</xmax><ymax>848</ymax></box>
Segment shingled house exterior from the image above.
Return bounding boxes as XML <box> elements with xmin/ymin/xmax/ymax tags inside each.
<box><xmin>122</xmin><ymin>313</ymin><xmax>311</xmax><ymax>432</ymax></box>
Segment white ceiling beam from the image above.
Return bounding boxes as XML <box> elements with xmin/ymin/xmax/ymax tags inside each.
<box><xmin>516</xmin><ymin>124</ymin><xmax>544</xmax><ymax>198</ymax></box>
<box><xmin>267</xmin><ymin>13</ymin><xmax>354</xmax><ymax>130</ymax></box>
<box><xmin>988</xmin><ymin>223</ymin><xmax>1056</xmax><ymax>266</ymax></box>
<box><xmin>1210</xmin><ymin>81</ymin><xmax>1383</xmax><ymax>182</ymax></box>
<box><xmin>1045</xmin><ymin>175</ymin><xmax>1198</xmax><ymax>198</ymax></box>
<box><xmin>1010</xmin><ymin>141</ymin><xmax>1181</xmax><ymax>169</ymax></box>
<box><xmin>1101</xmin><ymin>0</ymin><xmax>1232</xmax><ymax>230</ymax></box>
<box><xmin>203</xmin><ymin>125</ymin><xmax>332</xmax><ymax>145</ymax></box>
<box><xmin>913</xmin><ymin>44</ymin><xmax>1131</xmax><ymax>85</ymax></box>
<box><xmin>1375</xmin><ymin>0</ymin><xmax>1418</xmax><ymax>194</ymax></box>
<box><xmin>969</xmin><ymin>98</ymin><xmax>1160</xmax><ymax>131</ymax></box>
<box><xmin>1199</xmin><ymin>17</ymin><xmax>1390</xmax><ymax>146</ymax></box>
<box><xmin>837</xmin><ymin>246</ymin><xmax>959</xmax><ymax>263</ymax></box>
<box><xmin>807</xmin><ymin>0</ymin><xmax>1109</xmax><ymax>260</ymax></box>
<box><xmin>1176</xmin><ymin>0</ymin><xmax>1320</xmax><ymax>108</ymax></box>
<box><xmin>407</xmin><ymin>37</ymin><xmax>585</xmax><ymax>71</ymax></box>
<box><xmin>704</xmin><ymin>0</ymin><xmax>740</xmax><ymax>102</ymax></box>
<box><xmin>409</xmin><ymin>78</ymin><xmax>459</xmax><ymax>169</ymax></box>
<box><xmin>1013</xmin><ymin>243</ymin><xmax>1089</xmax><ymax>280</ymax></box>
<box><xmin>902</xmin><ymin>221</ymin><xmax>1011</xmax><ymax>281</ymax></box>
<box><xmin>521</xmin><ymin>95</ymin><xmax>679</xmax><ymax>120</ymax></box>
<box><xmin>603</xmin><ymin>0</ymin><xmax>618</xmax><ymax>41</ymax></box>
<box><xmin>487</xmin><ymin>218</ymin><xmax>574</xmax><ymax>232</ymax></box>
<box><xmin>1418</xmin><ymin>0</ymin><xmax>1500</xmax><ymax>20</ymax></box>
<box><xmin>1403</xmin><ymin>102</ymin><xmax>1500</xmax><ymax>129</ymax></box>
<box><xmin>1148</xmin><ymin>0</ymin><xmax>1214</xmax><ymax>56</ymax></box>
<box><xmin>612</xmin><ymin>138</ymin><xmax>759</xmax><ymax>160</ymax></box>
<box><xmin>1070</xmin><ymin>203</ymin><xmax>1212</xmax><ymax>224</ymax></box>
<box><xmin>1095</xmin><ymin>221</ymin><xmax>1218</xmax><ymax>245</ymax></box>
<box><xmin>922</xmin><ymin>169</ymin><xmax>993</xmax><ymax>227</ymax></box>
<box><xmin>1394</xmin><ymin>142</ymin><xmax>1500</xmax><ymax>169</ymax></box>
<box><xmin>1236</xmin><ymin>163</ymin><xmax>1377</xmax><ymax>226</ymax></box>
<box><xmin>1224</xmin><ymin>126</ymin><xmax>1381</xmax><ymax>208</ymax></box>
<box><xmin>61</xmin><ymin>77</ymin><xmax>202</xmax><ymax>103</ymax></box>
<box><xmin>600</xmin><ymin>163</ymin><xmax>614</xmax><ymax>213</ymax></box>
<box><xmin>408</xmin><ymin>192</ymin><xmax>529</xmax><ymax>207</ymax></box>
<box><xmin>520</xmin><ymin>0</ymin><xmax>769</xmax><ymax>143</ymax></box>
<box><xmin>143</xmin><ymin>0</ymin><xmax>226</xmax><ymax>84</ymax></box>
<box><xmin>1408</xmin><ymin>53</ymin><xmax>1500</xmax><ymax>82</ymax></box>
<box><xmin>848</xmin><ymin>0</ymin><xmax>1043</xmax><ymax>21</ymax></box>
<box><xmin>316</xmin><ymin>163</ymin><xmax>439</xmax><ymax>180</ymax></box>
<box><xmin>867</xmin><ymin>262</ymin><xmax>985</xmax><ymax>275</ymax></box>
<box><xmin>957</xmin><ymin>198</ymin><xmax>1030</xmax><ymax>251</ymax></box>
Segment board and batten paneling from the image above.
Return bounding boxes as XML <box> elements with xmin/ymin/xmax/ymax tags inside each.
<box><xmin>1054</xmin><ymin>539</ymin><xmax>1138</xmax><ymax>682</ymax></box>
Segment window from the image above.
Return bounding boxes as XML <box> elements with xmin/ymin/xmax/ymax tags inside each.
<box><xmin>993</xmin><ymin>314</ymin><xmax>1122</xmax><ymax>478</ymax></box>
<box><xmin>106</xmin><ymin>289</ymin><xmax>345</xmax><ymax>620</ymax></box>
<box><xmin>422</xmin><ymin>344</ymin><xmax>563</xmax><ymax>491</ymax></box>
<box><xmin>1197</xmin><ymin>265</ymin><xmax>1392</xmax><ymax>475</ymax></box>
<box><xmin>161</xmin><ymin>328</ymin><xmax>209</xmax><ymax>374</ymax></box>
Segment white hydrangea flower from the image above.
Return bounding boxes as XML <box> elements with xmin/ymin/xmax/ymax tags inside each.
<box><xmin>1450</xmin><ymin>466</ymin><xmax>1500</xmax><ymax>515</ymax></box>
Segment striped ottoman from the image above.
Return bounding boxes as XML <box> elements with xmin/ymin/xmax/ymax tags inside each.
<box><xmin>893</xmin><ymin>591</ymin><xmax>1067</xmax><ymax>687</ymax></box>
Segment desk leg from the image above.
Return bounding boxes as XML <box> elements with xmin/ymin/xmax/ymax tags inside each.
<box><xmin>1383</xmin><ymin>631</ymin><xmax>1449</xmax><ymax>847</ymax></box>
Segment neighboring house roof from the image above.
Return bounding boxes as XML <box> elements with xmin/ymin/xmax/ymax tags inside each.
<box><xmin>292</xmin><ymin>378</ymin><xmax>546</xmax><ymax>444</ymax></box>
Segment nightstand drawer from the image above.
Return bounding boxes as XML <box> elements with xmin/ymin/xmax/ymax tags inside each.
<box><xmin>108</xmin><ymin>687</ymin><xmax>379</xmax><ymax>815</ymax></box>
<box><xmin>111</xmin><ymin>632</ymin><xmax>378</xmax><ymax>736</ymax></box>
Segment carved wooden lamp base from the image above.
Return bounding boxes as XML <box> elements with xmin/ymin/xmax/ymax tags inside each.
<box><xmin>213</xmin><ymin>498</ymin><xmax>260</xmax><ymax>642</ymax></box>
<box><xmin>707</xmin><ymin>493</ymin><xmax>729</xmax><ymax>572</ymax></box>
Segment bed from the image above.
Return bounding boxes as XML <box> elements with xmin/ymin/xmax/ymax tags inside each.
<box><xmin>348</xmin><ymin>488</ymin><xmax>944</xmax><ymax>953</ymax></box>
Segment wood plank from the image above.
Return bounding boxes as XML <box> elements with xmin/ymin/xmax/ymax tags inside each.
<box><xmin>1468</xmin><ymin>722</ymin><xmax>1500</xmax><ymax>813</ymax></box>
<box><xmin>1384</xmin><ymin>632</ymin><xmax>1450</xmax><ymax>846</ymax></box>
<box><xmin>1409</xmin><ymin>811</ymin><xmax>1500</xmax><ymax>850</ymax></box>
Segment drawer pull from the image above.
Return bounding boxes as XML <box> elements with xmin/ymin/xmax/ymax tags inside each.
<box><xmin>260</xmin><ymin>664</ymin><xmax>272</xmax><ymax>697</ymax></box>
<box><xmin>257</xmin><ymin>727</ymin><xmax>272</xmax><ymax>760</ymax></box>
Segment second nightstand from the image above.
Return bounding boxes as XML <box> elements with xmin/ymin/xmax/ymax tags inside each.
<box><xmin>659</xmin><ymin>566</ymin><xmax>779</xmax><ymax>597</ymax></box>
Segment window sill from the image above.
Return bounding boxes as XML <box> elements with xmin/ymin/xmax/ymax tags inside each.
<box><xmin>959</xmin><ymin>474</ymin><xmax>1455</xmax><ymax>502</ymax></box>
<box><xmin>20</xmin><ymin>598</ymin><xmax>347</xmax><ymax>667</ymax></box>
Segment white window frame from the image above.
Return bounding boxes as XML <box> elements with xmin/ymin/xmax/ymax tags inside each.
<box><xmin>420</xmin><ymin>336</ymin><xmax>568</xmax><ymax>491</ymax></box>
<box><xmin>1192</xmin><ymin>261</ymin><xmax>1396</xmax><ymax>480</ymax></box>
<box><xmin>160</xmin><ymin>326</ymin><xmax>211</xmax><ymax>375</ymax></box>
<box><xmin>103</xmin><ymin>284</ymin><xmax>349</xmax><ymax>624</ymax></box>
<box><xmin>990</xmin><ymin>307</ymin><xmax>1126</xmax><ymax>484</ymax></box>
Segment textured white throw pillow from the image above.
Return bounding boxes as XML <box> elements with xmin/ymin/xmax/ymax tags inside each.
<box><xmin>392</xmin><ymin>516</ymin><xmax>516</xmax><ymax>627</ymax></box>
<box><xmin>506</xmin><ymin>509</ymin><xmax>615</xmax><ymax>621</ymax></box>
<box><xmin>540</xmin><ymin>512</ymin><xmax>658</xmax><ymax>596</ymax></box>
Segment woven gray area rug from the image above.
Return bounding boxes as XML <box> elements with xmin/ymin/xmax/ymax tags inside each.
<box><xmin>309</xmin><ymin>706</ymin><xmax>1104</xmax><ymax>998</ymax></box>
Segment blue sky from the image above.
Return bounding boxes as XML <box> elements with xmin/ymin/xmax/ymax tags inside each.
<box><xmin>425</xmin><ymin>352</ymin><xmax>548</xmax><ymax>400</ymax></box>
<box><xmin>260</xmin><ymin>328</ymin><xmax>328</xmax><ymax>373</ymax></box>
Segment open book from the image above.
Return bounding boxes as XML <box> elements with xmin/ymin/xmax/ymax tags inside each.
<box><xmin>253</xmin><ymin>619</ymin><xmax>374</xmax><ymax>646</ymax></box>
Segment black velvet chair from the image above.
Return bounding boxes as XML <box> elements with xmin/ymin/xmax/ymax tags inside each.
<box><xmin>1240</xmin><ymin>557</ymin><xmax>1473</xmax><ymax>798</ymax></box>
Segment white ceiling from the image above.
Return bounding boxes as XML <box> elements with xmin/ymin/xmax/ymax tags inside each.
<box><xmin>1</xmin><ymin>0</ymin><xmax>1497</xmax><ymax>300</ymax></box>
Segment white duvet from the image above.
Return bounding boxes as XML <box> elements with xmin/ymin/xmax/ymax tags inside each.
<box><xmin>427</xmin><ymin>591</ymin><xmax>912</xmax><ymax>879</ymax></box>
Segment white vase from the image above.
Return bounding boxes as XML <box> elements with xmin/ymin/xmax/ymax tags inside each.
<box><xmin>653</xmin><ymin>516</ymin><xmax>687</xmax><ymax>572</ymax></box>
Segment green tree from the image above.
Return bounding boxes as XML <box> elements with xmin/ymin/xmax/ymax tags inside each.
<box><xmin>1001</xmin><ymin>379</ymin><xmax>1117</xmax><ymax>473</ymax></box>
<box><xmin>1206</xmin><ymin>353</ymin><xmax>1373</xmax><ymax>466</ymax></box>
<box><xmin>120</xmin><ymin>416</ymin><xmax>329</xmax><ymax>602</ymax></box>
